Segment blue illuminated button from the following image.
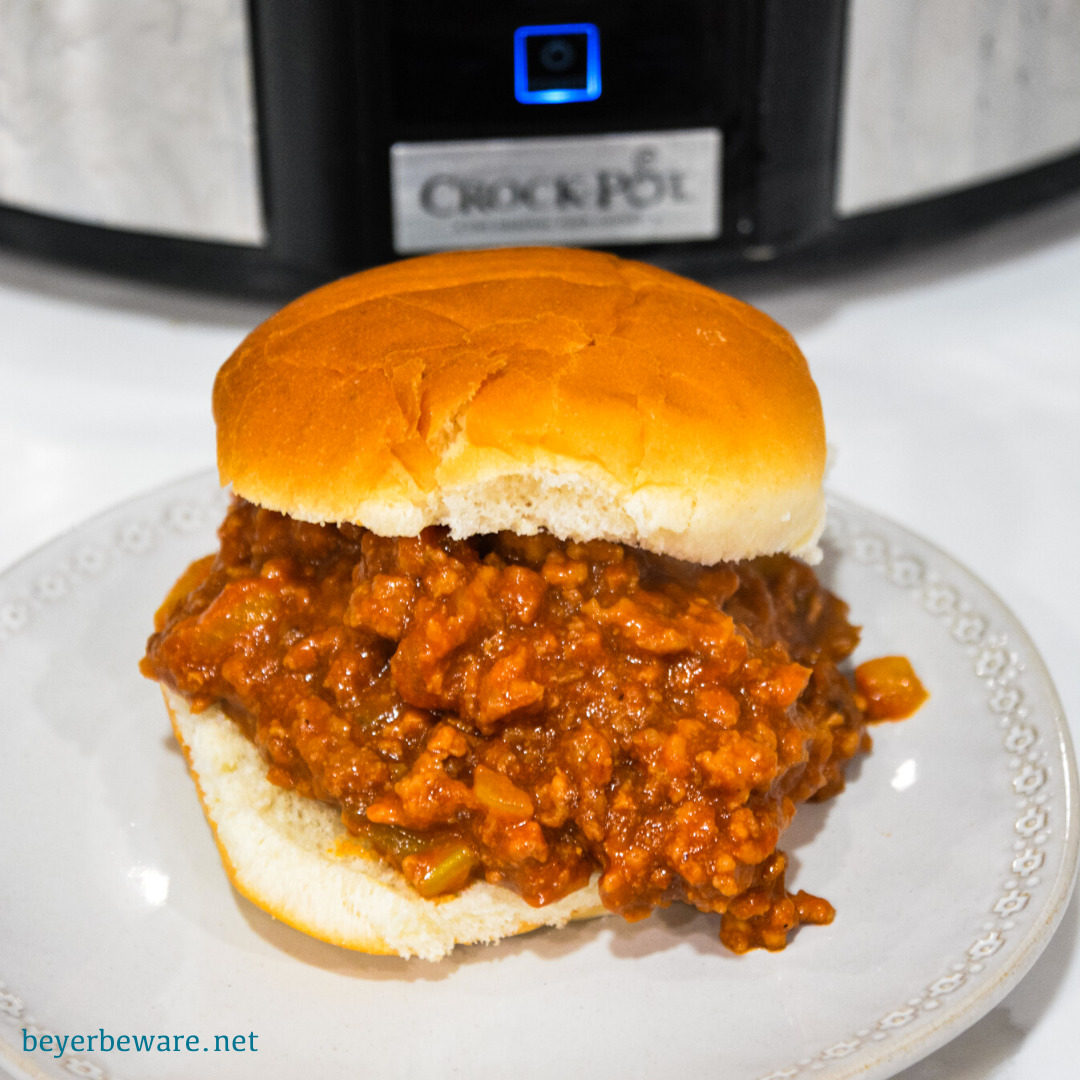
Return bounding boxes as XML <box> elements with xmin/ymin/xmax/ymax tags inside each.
<box><xmin>514</xmin><ymin>23</ymin><xmax>601</xmax><ymax>104</ymax></box>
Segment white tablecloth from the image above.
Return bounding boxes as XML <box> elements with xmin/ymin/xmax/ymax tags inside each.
<box><xmin>2</xmin><ymin>194</ymin><xmax>1078</xmax><ymax>1078</ymax></box>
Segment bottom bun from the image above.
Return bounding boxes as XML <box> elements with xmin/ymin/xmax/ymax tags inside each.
<box><xmin>162</xmin><ymin>685</ymin><xmax>607</xmax><ymax>960</ymax></box>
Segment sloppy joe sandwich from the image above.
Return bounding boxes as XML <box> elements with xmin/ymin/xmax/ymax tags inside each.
<box><xmin>142</xmin><ymin>246</ymin><xmax>925</xmax><ymax>960</ymax></box>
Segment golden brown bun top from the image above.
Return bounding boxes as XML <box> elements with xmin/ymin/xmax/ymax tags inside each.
<box><xmin>213</xmin><ymin>247</ymin><xmax>826</xmax><ymax>564</ymax></box>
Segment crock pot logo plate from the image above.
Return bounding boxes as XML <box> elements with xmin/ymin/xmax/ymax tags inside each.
<box><xmin>390</xmin><ymin>129</ymin><xmax>721</xmax><ymax>253</ymax></box>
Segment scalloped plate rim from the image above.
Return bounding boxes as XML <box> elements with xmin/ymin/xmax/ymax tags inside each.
<box><xmin>0</xmin><ymin>472</ymin><xmax>1075</xmax><ymax>1080</ymax></box>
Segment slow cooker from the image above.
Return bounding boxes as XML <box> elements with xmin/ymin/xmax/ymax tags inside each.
<box><xmin>1</xmin><ymin>0</ymin><xmax>1079</xmax><ymax>295</ymax></box>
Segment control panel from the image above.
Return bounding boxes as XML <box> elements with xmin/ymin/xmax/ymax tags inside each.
<box><xmin>513</xmin><ymin>23</ymin><xmax>602</xmax><ymax>105</ymax></box>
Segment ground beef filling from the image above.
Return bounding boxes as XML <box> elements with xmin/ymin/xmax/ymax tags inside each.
<box><xmin>143</xmin><ymin>499</ymin><xmax>890</xmax><ymax>952</ymax></box>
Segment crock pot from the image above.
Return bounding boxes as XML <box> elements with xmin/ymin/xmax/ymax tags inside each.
<box><xmin>1</xmin><ymin>0</ymin><xmax>1078</xmax><ymax>295</ymax></box>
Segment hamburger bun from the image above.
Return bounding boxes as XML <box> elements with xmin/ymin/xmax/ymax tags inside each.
<box><xmin>213</xmin><ymin>246</ymin><xmax>826</xmax><ymax>565</ymax></box>
<box><xmin>162</xmin><ymin>686</ymin><xmax>605</xmax><ymax>961</ymax></box>
<box><xmin>154</xmin><ymin>247</ymin><xmax>836</xmax><ymax>960</ymax></box>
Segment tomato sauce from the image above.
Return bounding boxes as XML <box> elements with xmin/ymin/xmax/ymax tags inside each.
<box><xmin>143</xmin><ymin>499</ymin><xmax>921</xmax><ymax>951</ymax></box>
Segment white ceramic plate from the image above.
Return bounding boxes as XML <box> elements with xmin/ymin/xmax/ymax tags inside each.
<box><xmin>0</xmin><ymin>474</ymin><xmax>1076</xmax><ymax>1080</ymax></box>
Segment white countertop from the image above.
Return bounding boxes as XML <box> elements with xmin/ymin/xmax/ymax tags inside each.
<box><xmin>2</xmin><ymin>196</ymin><xmax>1079</xmax><ymax>1078</ymax></box>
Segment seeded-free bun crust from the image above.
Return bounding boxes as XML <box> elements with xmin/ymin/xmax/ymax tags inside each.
<box><xmin>162</xmin><ymin>686</ymin><xmax>605</xmax><ymax>960</ymax></box>
<box><xmin>214</xmin><ymin>247</ymin><xmax>826</xmax><ymax>564</ymax></box>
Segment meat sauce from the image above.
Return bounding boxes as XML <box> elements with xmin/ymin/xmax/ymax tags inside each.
<box><xmin>142</xmin><ymin>499</ymin><xmax>925</xmax><ymax>952</ymax></box>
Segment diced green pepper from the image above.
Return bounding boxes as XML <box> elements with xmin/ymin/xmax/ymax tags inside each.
<box><xmin>403</xmin><ymin>840</ymin><xmax>479</xmax><ymax>898</ymax></box>
<box><xmin>363</xmin><ymin>822</ymin><xmax>433</xmax><ymax>858</ymax></box>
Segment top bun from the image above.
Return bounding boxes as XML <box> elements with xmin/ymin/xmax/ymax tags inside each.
<box><xmin>213</xmin><ymin>247</ymin><xmax>826</xmax><ymax>565</ymax></box>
